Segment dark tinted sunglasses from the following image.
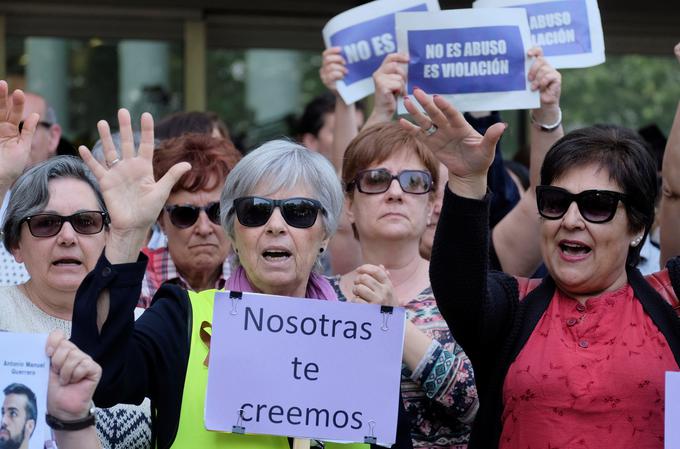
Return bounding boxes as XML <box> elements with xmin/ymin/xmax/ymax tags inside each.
<box><xmin>230</xmin><ymin>196</ymin><xmax>324</xmax><ymax>229</ymax></box>
<box><xmin>347</xmin><ymin>169</ymin><xmax>432</xmax><ymax>194</ymax></box>
<box><xmin>164</xmin><ymin>202</ymin><xmax>221</xmax><ymax>229</ymax></box>
<box><xmin>21</xmin><ymin>211</ymin><xmax>109</xmax><ymax>238</ymax></box>
<box><xmin>536</xmin><ymin>186</ymin><xmax>628</xmax><ymax>224</ymax></box>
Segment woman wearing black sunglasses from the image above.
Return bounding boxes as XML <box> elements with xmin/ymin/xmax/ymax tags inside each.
<box><xmin>138</xmin><ymin>133</ymin><xmax>241</xmax><ymax>308</ymax></box>
<box><xmin>403</xmin><ymin>88</ymin><xmax>680</xmax><ymax>449</ymax></box>
<box><xmin>68</xmin><ymin>107</ymin><xmax>407</xmax><ymax>448</ymax></box>
<box><xmin>0</xmin><ymin>84</ymin><xmax>152</xmax><ymax>449</ymax></box>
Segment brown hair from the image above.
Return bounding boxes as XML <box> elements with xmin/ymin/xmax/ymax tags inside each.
<box><xmin>341</xmin><ymin>122</ymin><xmax>440</xmax><ymax>198</ymax></box>
<box><xmin>153</xmin><ymin>133</ymin><xmax>242</xmax><ymax>193</ymax></box>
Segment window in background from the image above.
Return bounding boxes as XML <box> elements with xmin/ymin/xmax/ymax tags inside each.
<box><xmin>6</xmin><ymin>36</ymin><xmax>183</xmax><ymax>148</ymax></box>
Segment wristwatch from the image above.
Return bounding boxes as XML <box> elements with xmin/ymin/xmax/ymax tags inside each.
<box><xmin>530</xmin><ymin>108</ymin><xmax>562</xmax><ymax>132</ymax></box>
<box><xmin>46</xmin><ymin>405</ymin><xmax>96</xmax><ymax>431</ymax></box>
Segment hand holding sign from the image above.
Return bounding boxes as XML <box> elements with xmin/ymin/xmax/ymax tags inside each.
<box><xmin>401</xmin><ymin>88</ymin><xmax>506</xmax><ymax>199</ymax></box>
<box><xmin>366</xmin><ymin>54</ymin><xmax>410</xmax><ymax>126</ymax></box>
<box><xmin>46</xmin><ymin>331</ymin><xmax>101</xmax><ymax>422</ymax></box>
<box><xmin>527</xmin><ymin>47</ymin><xmax>562</xmax><ymax>124</ymax></box>
<box><xmin>320</xmin><ymin>47</ymin><xmax>348</xmax><ymax>96</ymax></box>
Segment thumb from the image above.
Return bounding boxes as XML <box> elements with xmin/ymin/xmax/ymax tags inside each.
<box><xmin>482</xmin><ymin>122</ymin><xmax>507</xmax><ymax>153</ymax></box>
<box><xmin>157</xmin><ymin>162</ymin><xmax>192</xmax><ymax>195</ymax></box>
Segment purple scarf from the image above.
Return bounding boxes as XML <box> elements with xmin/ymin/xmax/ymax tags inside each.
<box><xmin>226</xmin><ymin>266</ymin><xmax>338</xmax><ymax>301</ymax></box>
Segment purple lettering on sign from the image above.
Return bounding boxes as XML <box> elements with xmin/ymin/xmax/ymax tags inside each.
<box><xmin>329</xmin><ymin>3</ymin><xmax>428</xmax><ymax>86</ymax></box>
<box><xmin>407</xmin><ymin>26</ymin><xmax>525</xmax><ymax>95</ymax></box>
<box><xmin>518</xmin><ymin>0</ymin><xmax>591</xmax><ymax>56</ymax></box>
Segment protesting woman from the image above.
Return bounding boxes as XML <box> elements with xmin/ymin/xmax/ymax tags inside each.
<box><xmin>404</xmin><ymin>88</ymin><xmax>680</xmax><ymax>449</ymax></box>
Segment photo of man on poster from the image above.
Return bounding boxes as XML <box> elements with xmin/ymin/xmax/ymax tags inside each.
<box><xmin>0</xmin><ymin>383</ymin><xmax>36</xmax><ymax>449</ymax></box>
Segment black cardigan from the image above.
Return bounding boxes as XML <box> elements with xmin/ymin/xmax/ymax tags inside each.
<box><xmin>429</xmin><ymin>187</ymin><xmax>680</xmax><ymax>449</ymax></box>
<box><xmin>71</xmin><ymin>253</ymin><xmax>413</xmax><ymax>449</ymax></box>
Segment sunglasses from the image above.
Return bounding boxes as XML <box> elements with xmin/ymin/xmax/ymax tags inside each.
<box><xmin>346</xmin><ymin>169</ymin><xmax>432</xmax><ymax>195</ymax></box>
<box><xmin>536</xmin><ymin>186</ymin><xmax>628</xmax><ymax>224</ymax></box>
<box><xmin>230</xmin><ymin>196</ymin><xmax>324</xmax><ymax>229</ymax></box>
<box><xmin>21</xmin><ymin>211</ymin><xmax>109</xmax><ymax>238</ymax></box>
<box><xmin>164</xmin><ymin>202</ymin><xmax>221</xmax><ymax>229</ymax></box>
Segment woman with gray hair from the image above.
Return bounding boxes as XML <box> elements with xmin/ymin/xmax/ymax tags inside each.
<box><xmin>0</xmin><ymin>83</ymin><xmax>151</xmax><ymax>449</ymax></box>
<box><xmin>69</xmin><ymin>109</ymin><xmax>388</xmax><ymax>448</ymax></box>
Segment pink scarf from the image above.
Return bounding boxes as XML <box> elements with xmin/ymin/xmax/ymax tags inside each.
<box><xmin>226</xmin><ymin>266</ymin><xmax>338</xmax><ymax>301</ymax></box>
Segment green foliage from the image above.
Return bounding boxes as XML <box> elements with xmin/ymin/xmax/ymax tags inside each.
<box><xmin>561</xmin><ymin>55</ymin><xmax>680</xmax><ymax>135</ymax></box>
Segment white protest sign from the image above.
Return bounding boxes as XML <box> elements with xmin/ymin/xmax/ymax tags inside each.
<box><xmin>396</xmin><ymin>8</ymin><xmax>539</xmax><ymax>113</ymax></box>
<box><xmin>322</xmin><ymin>0</ymin><xmax>440</xmax><ymax>105</ymax></box>
<box><xmin>473</xmin><ymin>0</ymin><xmax>605</xmax><ymax>68</ymax></box>
<box><xmin>666</xmin><ymin>371</ymin><xmax>680</xmax><ymax>448</ymax></box>
<box><xmin>205</xmin><ymin>291</ymin><xmax>406</xmax><ymax>446</ymax></box>
<box><xmin>0</xmin><ymin>332</ymin><xmax>50</xmax><ymax>449</ymax></box>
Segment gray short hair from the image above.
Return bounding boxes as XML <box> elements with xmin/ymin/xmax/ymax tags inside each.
<box><xmin>220</xmin><ymin>139</ymin><xmax>343</xmax><ymax>242</ymax></box>
<box><xmin>2</xmin><ymin>156</ymin><xmax>106</xmax><ymax>251</ymax></box>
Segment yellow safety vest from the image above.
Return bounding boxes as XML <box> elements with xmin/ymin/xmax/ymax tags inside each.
<box><xmin>169</xmin><ymin>289</ymin><xmax>370</xmax><ymax>449</ymax></box>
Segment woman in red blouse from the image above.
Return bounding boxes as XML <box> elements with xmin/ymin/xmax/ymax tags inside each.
<box><xmin>401</xmin><ymin>87</ymin><xmax>680</xmax><ymax>449</ymax></box>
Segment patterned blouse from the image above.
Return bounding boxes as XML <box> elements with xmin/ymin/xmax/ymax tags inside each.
<box><xmin>330</xmin><ymin>276</ymin><xmax>478</xmax><ymax>448</ymax></box>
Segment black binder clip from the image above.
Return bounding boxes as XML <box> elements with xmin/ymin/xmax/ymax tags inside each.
<box><xmin>232</xmin><ymin>409</ymin><xmax>246</xmax><ymax>434</ymax></box>
<box><xmin>380</xmin><ymin>306</ymin><xmax>393</xmax><ymax>331</ymax></box>
<box><xmin>229</xmin><ymin>290</ymin><xmax>243</xmax><ymax>315</ymax></box>
<box><xmin>363</xmin><ymin>420</ymin><xmax>377</xmax><ymax>444</ymax></box>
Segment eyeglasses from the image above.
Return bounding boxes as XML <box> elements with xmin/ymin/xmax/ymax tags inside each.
<box><xmin>21</xmin><ymin>211</ymin><xmax>109</xmax><ymax>238</ymax></box>
<box><xmin>164</xmin><ymin>202</ymin><xmax>221</xmax><ymax>229</ymax></box>
<box><xmin>536</xmin><ymin>186</ymin><xmax>628</xmax><ymax>223</ymax></box>
<box><xmin>18</xmin><ymin>121</ymin><xmax>53</xmax><ymax>132</ymax></box>
<box><xmin>346</xmin><ymin>169</ymin><xmax>432</xmax><ymax>195</ymax></box>
<box><xmin>230</xmin><ymin>196</ymin><xmax>324</xmax><ymax>229</ymax></box>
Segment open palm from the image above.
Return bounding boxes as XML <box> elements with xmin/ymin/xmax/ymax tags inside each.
<box><xmin>0</xmin><ymin>81</ymin><xmax>38</xmax><ymax>187</ymax></box>
<box><xmin>79</xmin><ymin>109</ymin><xmax>190</xmax><ymax>234</ymax></box>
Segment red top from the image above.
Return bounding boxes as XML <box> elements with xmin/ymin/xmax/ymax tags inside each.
<box><xmin>501</xmin><ymin>283</ymin><xmax>678</xmax><ymax>449</ymax></box>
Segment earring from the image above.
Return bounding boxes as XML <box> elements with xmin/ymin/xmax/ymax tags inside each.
<box><xmin>631</xmin><ymin>235</ymin><xmax>644</xmax><ymax>247</ymax></box>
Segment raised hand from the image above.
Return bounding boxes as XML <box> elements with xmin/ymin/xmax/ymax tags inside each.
<box><xmin>349</xmin><ymin>264</ymin><xmax>397</xmax><ymax>307</ymax></box>
<box><xmin>79</xmin><ymin>109</ymin><xmax>190</xmax><ymax>235</ymax></box>
<box><xmin>367</xmin><ymin>53</ymin><xmax>409</xmax><ymax>125</ymax></box>
<box><xmin>0</xmin><ymin>81</ymin><xmax>38</xmax><ymax>190</ymax></box>
<box><xmin>527</xmin><ymin>47</ymin><xmax>562</xmax><ymax>124</ymax></box>
<box><xmin>46</xmin><ymin>331</ymin><xmax>101</xmax><ymax>421</ymax></box>
<box><xmin>319</xmin><ymin>47</ymin><xmax>348</xmax><ymax>95</ymax></box>
<box><xmin>400</xmin><ymin>88</ymin><xmax>506</xmax><ymax>198</ymax></box>
<box><xmin>79</xmin><ymin>109</ymin><xmax>190</xmax><ymax>262</ymax></box>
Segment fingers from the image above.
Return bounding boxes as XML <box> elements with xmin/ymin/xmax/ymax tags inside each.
<box><xmin>48</xmin><ymin>335</ymin><xmax>100</xmax><ymax>386</ymax></box>
<box><xmin>482</xmin><ymin>122</ymin><xmax>507</xmax><ymax>152</ymax></box>
<box><xmin>156</xmin><ymin>161</ymin><xmax>192</xmax><ymax>196</ymax></box>
<box><xmin>320</xmin><ymin>47</ymin><xmax>348</xmax><ymax>89</ymax></box>
<box><xmin>8</xmin><ymin>89</ymin><xmax>25</xmax><ymax>125</ymax></box>
<box><xmin>352</xmin><ymin>264</ymin><xmax>394</xmax><ymax>305</ymax></box>
<box><xmin>19</xmin><ymin>112</ymin><xmax>39</xmax><ymax>146</ymax></box>
<box><xmin>46</xmin><ymin>330</ymin><xmax>67</xmax><ymax>357</ymax></box>
<box><xmin>0</xmin><ymin>80</ymin><xmax>9</xmax><ymax>120</ymax></box>
<box><xmin>117</xmin><ymin>108</ymin><xmax>135</xmax><ymax>160</ymax></box>
<box><xmin>96</xmin><ymin>119</ymin><xmax>119</xmax><ymax>166</ymax></box>
<box><xmin>138</xmin><ymin>112</ymin><xmax>155</xmax><ymax>160</ymax></box>
<box><xmin>78</xmin><ymin>145</ymin><xmax>108</xmax><ymax>180</ymax></box>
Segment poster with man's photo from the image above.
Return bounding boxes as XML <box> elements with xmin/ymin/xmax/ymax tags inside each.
<box><xmin>0</xmin><ymin>333</ymin><xmax>49</xmax><ymax>449</ymax></box>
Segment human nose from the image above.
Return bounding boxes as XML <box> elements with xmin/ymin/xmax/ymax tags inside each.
<box><xmin>56</xmin><ymin>220</ymin><xmax>77</xmax><ymax>244</ymax></box>
<box><xmin>385</xmin><ymin>177</ymin><xmax>404</xmax><ymax>200</ymax></box>
<box><xmin>193</xmin><ymin>210</ymin><xmax>215</xmax><ymax>235</ymax></box>
<box><xmin>561</xmin><ymin>201</ymin><xmax>585</xmax><ymax>229</ymax></box>
<box><xmin>265</xmin><ymin>207</ymin><xmax>287</xmax><ymax>234</ymax></box>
